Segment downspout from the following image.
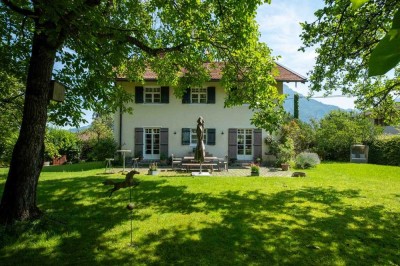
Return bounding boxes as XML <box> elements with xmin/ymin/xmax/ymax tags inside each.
<box><xmin>119</xmin><ymin>103</ymin><xmax>122</xmax><ymax>150</ymax></box>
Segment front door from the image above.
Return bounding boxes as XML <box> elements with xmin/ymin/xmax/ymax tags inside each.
<box><xmin>144</xmin><ymin>128</ymin><xmax>160</xmax><ymax>160</ymax></box>
<box><xmin>237</xmin><ymin>129</ymin><xmax>253</xmax><ymax>160</ymax></box>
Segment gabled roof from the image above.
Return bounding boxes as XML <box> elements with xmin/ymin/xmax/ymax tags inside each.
<box><xmin>116</xmin><ymin>62</ymin><xmax>307</xmax><ymax>83</ymax></box>
<box><xmin>274</xmin><ymin>63</ymin><xmax>307</xmax><ymax>83</ymax></box>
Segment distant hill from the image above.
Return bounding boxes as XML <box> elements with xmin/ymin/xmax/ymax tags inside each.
<box><xmin>283</xmin><ymin>84</ymin><xmax>343</xmax><ymax>122</ymax></box>
<box><xmin>68</xmin><ymin>125</ymin><xmax>90</xmax><ymax>133</ymax></box>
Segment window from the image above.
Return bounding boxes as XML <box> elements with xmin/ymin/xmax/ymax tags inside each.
<box><xmin>145</xmin><ymin>128</ymin><xmax>160</xmax><ymax>157</ymax></box>
<box><xmin>191</xmin><ymin>88</ymin><xmax>207</xmax><ymax>103</ymax></box>
<box><xmin>182</xmin><ymin>128</ymin><xmax>215</xmax><ymax>145</ymax></box>
<box><xmin>237</xmin><ymin>129</ymin><xmax>252</xmax><ymax>156</ymax></box>
<box><xmin>144</xmin><ymin>87</ymin><xmax>161</xmax><ymax>103</ymax></box>
<box><xmin>182</xmin><ymin>87</ymin><xmax>215</xmax><ymax>104</ymax></box>
<box><xmin>190</xmin><ymin>128</ymin><xmax>208</xmax><ymax>145</ymax></box>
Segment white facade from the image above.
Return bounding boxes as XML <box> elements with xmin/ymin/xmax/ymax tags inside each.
<box><xmin>114</xmin><ymin>81</ymin><xmax>285</xmax><ymax>161</ymax></box>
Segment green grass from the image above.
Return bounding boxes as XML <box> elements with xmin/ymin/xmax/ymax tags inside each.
<box><xmin>0</xmin><ymin>163</ymin><xmax>399</xmax><ymax>265</ymax></box>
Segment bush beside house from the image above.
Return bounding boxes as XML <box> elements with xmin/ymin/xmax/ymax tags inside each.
<box><xmin>78</xmin><ymin>115</ymin><xmax>118</xmax><ymax>162</ymax></box>
<box><xmin>314</xmin><ymin>110</ymin><xmax>380</xmax><ymax>161</ymax></box>
<box><xmin>368</xmin><ymin>135</ymin><xmax>400</xmax><ymax>166</ymax></box>
<box><xmin>44</xmin><ymin>128</ymin><xmax>80</xmax><ymax>164</ymax></box>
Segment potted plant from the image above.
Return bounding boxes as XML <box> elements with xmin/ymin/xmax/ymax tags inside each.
<box><xmin>276</xmin><ymin>138</ymin><xmax>295</xmax><ymax>171</ymax></box>
<box><xmin>250</xmin><ymin>163</ymin><xmax>260</xmax><ymax>176</ymax></box>
<box><xmin>148</xmin><ymin>162</ymin><xmax>159</xmax><ymax>175</ymax></box>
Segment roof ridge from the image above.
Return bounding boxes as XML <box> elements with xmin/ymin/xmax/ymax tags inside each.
<box><xmin>117</xmin><ymin>62</ymin><xmax>307</xmax><ymax>83</ymax></box>
<box><xmin>275</xmin><ymin>62</ymin><xmax>307</xmax><ymax>81</ymax></box>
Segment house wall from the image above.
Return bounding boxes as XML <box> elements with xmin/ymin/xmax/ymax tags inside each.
<box><xmin>114</xmin><ymin>81</ymin><xmax>282</xmax><ymax>160</ymax></box>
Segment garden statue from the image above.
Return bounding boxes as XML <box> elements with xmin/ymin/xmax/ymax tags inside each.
<box><xmin>103</xmin><ymin>170</ymin><xmax>140</xmax><ymax>197</ymax></box>
<box><xmin>195</xmin><ymin>116</ymin><xmax>205</xmax><ymax>173</ymax></box>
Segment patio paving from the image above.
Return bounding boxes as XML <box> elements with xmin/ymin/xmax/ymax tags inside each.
<box><xmin>113</xmin><ymin>166</ymin><xmax>294</xmax><ymax>177</ymax></box>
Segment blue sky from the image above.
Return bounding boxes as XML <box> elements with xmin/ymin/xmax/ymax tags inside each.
<box><xmin>257</xmin><ymin>0</ymin><xmax>356</xmax><ymax>109</ymax></box>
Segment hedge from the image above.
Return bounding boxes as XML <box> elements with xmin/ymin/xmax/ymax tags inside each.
<box><xmin>368</xmin><ymin>135</ymin><xmax>400</xmax><ymax>166</ymax></box>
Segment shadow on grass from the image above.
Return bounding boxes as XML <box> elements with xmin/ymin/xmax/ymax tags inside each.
<box><xmin>1</xmin><ymin>176</ymin><xmax>399</xmax><ymax>266</ymax></box>
<box><xmin>41</xmin><ymin>161</ymin><xmax>104</xmax><ymax>172</ymax></box>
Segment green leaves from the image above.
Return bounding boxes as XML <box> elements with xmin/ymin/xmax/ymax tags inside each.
<box><xmin>350</xmin><ymin>0</ymin><xmax>400</xmax><ymax>77</ymax></box>
<box><xmin>369</xmin><ymin>10</ymin><xmax>400</xmax><ymax>76</ymax></box>
<box><xmin>350</xmin><ymin>0</ymin><xmax>368</xmax><ymax>9</ymax></box>
<box><xmin>1</xmin><ymin>0</ymin><xmax>282</xmax><ymax>130</ymax></box>
<box><xmin>300</xmin><ymin>0</ymin><xmax>400</xmax><ymax>113</ymax></box>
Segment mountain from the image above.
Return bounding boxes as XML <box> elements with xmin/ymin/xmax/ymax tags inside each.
<box><xmin>283</xmin><ymin>84</ymin><xmax>342</xmax><ymax>122</ymax></box>
<box><xmin>68</xmin><ymin>125</ymin><xmax>90</xmax><ymax>133</ymax></box>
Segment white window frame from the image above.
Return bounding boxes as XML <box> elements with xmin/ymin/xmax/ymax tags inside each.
<box><xmin>144</xmin><ymin>128</ymin><xmax>160</xmax><ymax>159</ymax></box>
<box><xmin>190</xmin><ymin>128</ymin><xmax>208</xmax><ymax>146</ymax></box>
<box><xmin>144</xmin><ymin>87</ymin><xmax>161</xmax><ymax>103</ymax></box>
<box><xmin>191</xmin><ymin>88</ymin><xmax>207</xmax><ymax>104</ymax></box>
<box><xmin>237</xmin><ymin>129</ymin><xmax>253</xmax><ymax>160</ymax></box>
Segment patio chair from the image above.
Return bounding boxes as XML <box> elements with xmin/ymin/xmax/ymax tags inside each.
<box><xmin>171</xmin><ymin>154</ymin><xmax>182</xmax><ymax>170</ymax></box>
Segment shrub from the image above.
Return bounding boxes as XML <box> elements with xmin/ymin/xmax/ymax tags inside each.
<box><xmin>282</xmin><ymin>119</ymin><xmax>316</xmax><ymax>154</ymax></box>
<box><xmin>314</xmin><ymin>110</ymin><xmax>381</xmax><ymax>161</ymax></box>
<box><xmin>369</xmin><ymin>135</ymin><xmax>400</xmax><ymax>166</ymax></box>
<box><xmin>295</xmin><ymin>152</ymin><xmax>321</xmax><ymax>169</ymax></box>
<box><xmin>276</xmin><ymin>138</ymin><xmax>295</xmax><ymax>165</ymax></box>
<box><xmin>44</xmin><ymin>128</ymin><xmax>80</xmax><ymax>162</ymax></box>
<box><xmin>88</xmin><ymin>137</ymin><xmax>118</xmax><ymax>161</ymax></box>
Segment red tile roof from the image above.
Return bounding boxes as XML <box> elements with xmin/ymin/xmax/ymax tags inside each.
<box><xmin>117</xmin><ymin>62</ymin><xmax>306</xmax><ymax>83</ymax></box>
<box><xmin>275</xmin><ymin>63</ymin><xmax>307</xmax><ymax>83</ymax></box>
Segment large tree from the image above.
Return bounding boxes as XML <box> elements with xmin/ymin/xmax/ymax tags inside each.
<box><xmin>300</xmin><ymin>0</ymin><xmax>400</xmax><ymax>122</ymax></box>
<box><xmin>0</xmin><ymin>0</ymin><xmax>283</xmax><ymax>223</ymax></box>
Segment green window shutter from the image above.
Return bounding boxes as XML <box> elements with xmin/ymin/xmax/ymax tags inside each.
<box><xmin>161</xmin><ymin>86</ymin><xmax>169</xmax><ymax>103</ymax></box>
<box><xmin>182</xmin><ymin>88</ymin><xmax>190</xmax><ymax>104</ymax></box>
<box><xmin>160</xmin><ymin>128</ymin><xmax>169</xmax><ymax>156</ymax></box>
<box><xmin>135</xmin><ymin>86</ymin><xmax>143</xmax><ymax>103</ymax></box>
<box><xmin>207</xmin><ymin>87</ymin><xmax>216</xmax><ymax>104</ymax></box>
<box><xmin>182</xmin><ymin>128</ymin><xmax>190</xmax><ymax>145</ymax></box>
<box><xmin>228</xmin><ymin>128</ymin><xmax>237</xmax><ymax>160</ymax></box>
<box><xmin>135</xmin><ymin>127</ymin><xmax>144</xmax><ymax>157</ymax></box>
<box><xmin>207</xmin><ymin>128</ymin><xmax>216</xmax><ymax>145</ymax></box>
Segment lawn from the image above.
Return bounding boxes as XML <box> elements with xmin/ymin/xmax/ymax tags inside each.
<box><xmin>0</xmin><ymin>163</ymin><xmax>399</xmax><ymax>265</ymax></box>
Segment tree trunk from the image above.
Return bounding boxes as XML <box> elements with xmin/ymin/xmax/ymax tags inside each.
<box><xmin>0</xmin><ymin>30</ymin><xmax>57</xmax><ymax>224</ymax></box>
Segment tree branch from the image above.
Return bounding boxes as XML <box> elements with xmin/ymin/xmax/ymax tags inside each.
<box><xmin>1</xmin><ymin>0</ymin><xmax>37</xmax><ymax>18</ymax></box>
<box><xmin>329</xmin><ymin>2</ymin><xmax>350</xmax><ymax>57</ymax></box>
<box><xmin>125</xmin><ymin>35</ymin><xmax>187</xmax><ymax>55</ymax></box>
<box><xmin>60</xmin><ymin>0</ymin><xmax>101</xmax><ymax>24</ymax></box>
<box><xmin>0</xmin><ymin>92</ymin><xmax>25</xmax><ymax>105</ymax></box>
<box><xmin>370</xmin><ymin>80</ymin><xmax>400</xmax><ymax>107</ymax></box>
<box><xmin>98</xmin><ymin>32</ymin><xmax>187</xmax><ymax>56</ymax></box>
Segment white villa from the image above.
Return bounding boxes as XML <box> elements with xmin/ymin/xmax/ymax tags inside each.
<box><xmin>113</xmin><ymin>63</ymin><xmax>306</xmax><ymax>162</ymax></box>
